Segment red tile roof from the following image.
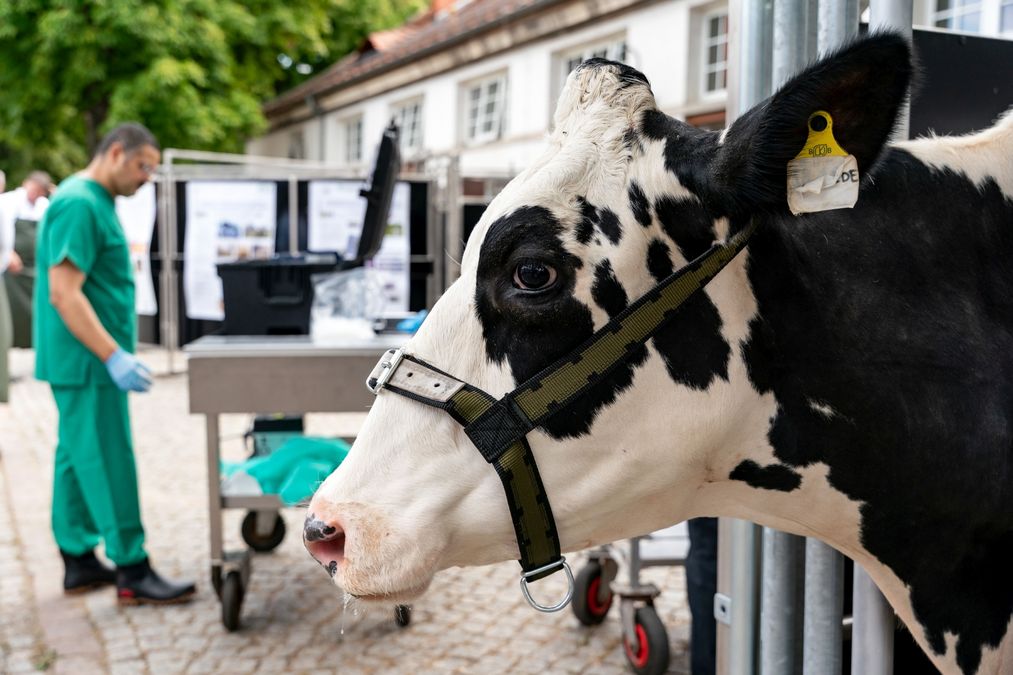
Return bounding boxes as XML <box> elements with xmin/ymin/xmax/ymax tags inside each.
<box><xmin>264</xmin><ymin>0</ymin><xmax>562</xmax><ymax>117</ymax></box>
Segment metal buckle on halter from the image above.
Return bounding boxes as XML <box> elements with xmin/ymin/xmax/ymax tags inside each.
<box><xmin>519</xmin><ymin>557</ymin><xmax>574</xmax><ymax>613</ymax></box>
<box><xmin>367</xmin><ymin>348</ymin><xmax>405</xmax><ymax>394</ymax></box>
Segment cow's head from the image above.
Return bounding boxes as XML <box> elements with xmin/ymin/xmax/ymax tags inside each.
<box><xmin>305</xmin><ymin>34</ymin><xmax>911</xmax><ymax>604</ymax></box>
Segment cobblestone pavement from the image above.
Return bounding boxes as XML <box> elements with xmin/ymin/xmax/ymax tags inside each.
<box><xmin>0</xmin><ymin>347</ymin><xmax>691</xmax><ymax>674</ymax></box>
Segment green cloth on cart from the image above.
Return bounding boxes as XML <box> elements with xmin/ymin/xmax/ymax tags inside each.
<box><xmin>221</xmin><ymin>436</ymin><xmax>350</xmax><ymax>506</ymax></box>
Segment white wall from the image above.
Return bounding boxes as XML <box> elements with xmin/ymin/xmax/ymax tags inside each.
<box><xmin>248</xmin><ymin>0</ymin><xmax>726</xmax><ymax>176</ymax></box>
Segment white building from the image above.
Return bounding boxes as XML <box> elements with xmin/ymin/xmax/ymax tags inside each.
<box><xmin>247</xmin><ymin>0</ymin><xmax>1012</xmax><ymax>179</ymax></box>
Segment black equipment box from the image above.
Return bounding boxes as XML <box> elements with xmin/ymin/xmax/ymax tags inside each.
<box><xmin>217</xmin><ymin>252</ymin><xmax>340</xmax><ymax>335</ymax></box>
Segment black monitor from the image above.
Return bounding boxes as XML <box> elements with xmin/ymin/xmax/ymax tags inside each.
<box><xmin>352</xmin><ymin>120</ymin><xmax>401</xmax><ymax>267</ymax></box>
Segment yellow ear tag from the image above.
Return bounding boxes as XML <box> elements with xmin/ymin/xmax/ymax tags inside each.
<box><xmin>795</xmin><ymin>111</ymin><xmax>849</xmax><ymax>159</ymax></box>
<box><xmin>786</xmin><ymin>110</ymin><xmax>860</xmax><ymax>215</ymax></box>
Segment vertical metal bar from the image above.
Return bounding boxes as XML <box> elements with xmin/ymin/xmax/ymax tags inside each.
<box><xmin>870</xmin><ymin>0</ymin><xmax>913</xmax><ymax>139</ymax></box>
<box><xmin>803</xmin><ymin>539</ymin><xmax>845</xmax><ymax>675</ymax></box>
<box><xmin>851</xmin><ymin>8</ymin><xmax>910</xmax><ymax>671</ymax></box>
<box><xmin>817</xmin><ymin>0</ymin><xmax>860</xmax><ymax>56</ymax></box>
<box><xmin>206</xmin><ymin>413</ymin><xmax>223</xmax><ymax>565</ymax></box>
<box><xmin>761</xmin><ymin>528</ymin><xmax>805</xmax><ymax>674</ymax></box>
<box><xmin>719</xmin><ymin>4</ymin><xmax>773</xmax><ymax>674</ymax></box>
<box><xmin>157</xmin><ymin>162</ymin><xmax>172</xmax><ymax>367</ymax></box>
<box><xmin>728</xmin><ymin>519</ymin><xmax>761</xmax><ymax>675</ymax></box>
<box><xmin>164</xmin><ymin>157</ymin><xmax>179</xmax><ymax>371</ymax></box>
<box><xmin>758</xmin><ymin>4</ymin><xmax>813</xmax><ymax>674</ymax></box>
<box><xmin>772</xmin><ymin>0</ymin><xmax>809</xmax><ymax>88</ymax></box>
<box><xmin>852</xmin><ymin>565</ymin><xmax>894</xmax><ymax>675</ymax></box>
<box><xmin>444</xmin><ymin>156</ymin><xmax>463</xmax><ymax>285</ymax></box>
<box><xmin>288</xmin><ymin>175</ymin><xmax>299</xmax><ymax>254</ymax></box>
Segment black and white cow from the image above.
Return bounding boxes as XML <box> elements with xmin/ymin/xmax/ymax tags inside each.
<box><xmin>306</xmin><ymin>34</ymin><xmax>1013</xmax><ymax>673</ymax></box>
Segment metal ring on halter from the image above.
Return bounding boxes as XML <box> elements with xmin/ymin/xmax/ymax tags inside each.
<box><xmin>519</xmin><ymin>557</ymin><xmax>574</xmax><ymax>613</ymax></box>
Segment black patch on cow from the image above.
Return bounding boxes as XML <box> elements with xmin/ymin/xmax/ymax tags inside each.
<box><xmin>729</xmin><ymin>460</ymin><xmax>802</xmax><ymax>492</ymax></box>
<box><xmin>741</xmin><ymin>148</ymin><xmax>1013</xmax><ymax>673</ymax></box>
<box><xmin>577</xmin><ymin>58</ymin><xmax>651</xmax><ymax>89</ymax></box>
<box><xmin>576</xmin><ymin>197</ymin><xmax>596</xmax><ymax>245</ymax></box>
<box><xmin>577</xmin><ymin>197</ymin><xmax>623</xmax><ymax>246</ymax></box>
<box><xmin>629</xmin><ymin>182</ymin><xmax>651</xmax><ymax>227</ymax></box>
<box><xmin>592</xmin><ymin>260</ymin><xmax>627</xmax><ymax>318</ymax></box>
<box><xmin>654</xmin><ymin>195</ymin><xmax>717</xmax><ymax>260</ymax></box>
<box><xmin>597</xmin><ymin>208</ymin><xmax>622</xmax><ymax>245</ymax></box>
<box><xmin>645</xmin><ymin>228</ymin><xmax>731</xmax><ymax>390</ymax></box>
<box><xmin>475</xmin><ymin>205</ymin><xmax>645</xmax><ymax>439</ymax></box>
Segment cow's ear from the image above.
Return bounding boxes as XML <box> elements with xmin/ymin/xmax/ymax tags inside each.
<box><xmin>712</xmin><ymin>32</ymin><xmax>913</xmax><ymax>216</ymax></box>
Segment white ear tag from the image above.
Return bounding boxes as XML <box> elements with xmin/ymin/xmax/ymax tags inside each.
<box><xmin>787</xmin><ymin>111</ymin><xmax>859</xmax><ymax>215</ymax></box>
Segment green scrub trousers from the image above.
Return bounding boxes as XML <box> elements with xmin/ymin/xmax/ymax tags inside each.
<box><xmin>51</xmin><ymin>384</ymin><xmax>146</xmax><ymax>565</ymax></box>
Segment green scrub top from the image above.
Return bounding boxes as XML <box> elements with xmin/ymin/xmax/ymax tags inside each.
<box><xmin>33</xmin><ymin>176</ymin><xmax>135</xmax><ymax>386</ymax></box>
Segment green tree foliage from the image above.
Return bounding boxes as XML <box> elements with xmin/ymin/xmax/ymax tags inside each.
<box><xmin>0</xmin><ymin>0</ymin><xmax>425</xmax><ymax>183</ymax></box>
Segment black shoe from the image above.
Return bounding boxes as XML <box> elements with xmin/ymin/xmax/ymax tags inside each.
<box><xmin>116</xmin><ymin>558</ymin><xmax>196</xmax><ymax>605</ymax></box>
<box><xmin>61</xmin><ymin>549</ymin><xmax>117</xmax><ymax>594</ymax></box>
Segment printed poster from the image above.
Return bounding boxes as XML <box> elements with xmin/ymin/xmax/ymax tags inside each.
<box><xmin>307</xmin><ymin>180</ymin><xmax>411</xmax><ymax>316</ymax></box>
<box><xmin>115</xmin><ymin>182</ymin><xmax>157</xmax><ymax>316</ymax></box>
<box><xmin>184</xmin><ymin>181</ymin><xmax>277</xmax><ymax>321</ymax></box>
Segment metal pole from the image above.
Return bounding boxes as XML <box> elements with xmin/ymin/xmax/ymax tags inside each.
<box><xmin>849</xmin><ymin>5</ymin><xmax>911</xmax><ymax>674</ymax></box>
<box><xmin>164</xmin><ymin>156</ymin><xmax>179</xmax><ymax>373</ymax></box>
<box><xmin>288</xmin><ymin>175</ymin><xmax>299</xmax><ymax>254</ymax></box>
<box><xmin>761</xmin><ymin>529</ymin><xmax>804</xmax><ymax>674</ymax></box>
<box><xmin>870</xmin><ymin>0</ymin><xmax>913</xmax><ymax>139</ymax></box>
<box><xmin>719</xmin><ymin>4</ymin><xmax>773</xmax><ymax>674</ymax></box>
<box><xmin>803</xmin><ymin>539</ymin><xmax>845</xmax><ymax>675</ymax></box>
<box><xmin>729</xmin><ymin>519</ymin><xmax>761</xmax><ymax>675</ymax></box>
<box><xmin>793</xmin><ymin>7</ymin><xmax>859</xmax><ymax>674</ymax></box>
<box><xmin>759</xmin><ymin>5</ymin><xmax>814</xmax><ymax>673</ymax></box>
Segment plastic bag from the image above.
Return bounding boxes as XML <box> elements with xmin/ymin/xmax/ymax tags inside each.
<box><xmin>310</xmin><ymin>267</ymin><xmax>386</xmax><ymax>339</ymax></box>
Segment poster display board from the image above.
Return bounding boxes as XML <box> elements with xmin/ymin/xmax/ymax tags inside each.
<box><xmin>184</xmin><ymin>181</ymin><xmax>277</xmax><ymax>320</ymax></box>
<box><xmin>307</xmin><ymin>180</ymin><xmax>411</xmax><ymax>316</ymax></box>
<box><xmin>115</xmin><ymin>182</ymin><xmax>158</xmax><ymax>316</ymax></box>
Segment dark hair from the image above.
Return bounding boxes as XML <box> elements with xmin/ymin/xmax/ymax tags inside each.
<box><xmin>96</xmin><ymin>122</ymin><xmax>159</xmax><ymax>157</ymax></box>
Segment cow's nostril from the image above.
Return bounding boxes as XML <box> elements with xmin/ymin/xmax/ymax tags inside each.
<box><xmin>304</xmin><ymin>515</ymin><xmax>346</xmax><ymax>575</ymax></box>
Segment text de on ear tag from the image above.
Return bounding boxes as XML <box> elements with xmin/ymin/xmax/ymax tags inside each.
<box><xmin>787</xmin><ymin>111</ymin><xmax>860</xmax><ymax>215</ymax></box>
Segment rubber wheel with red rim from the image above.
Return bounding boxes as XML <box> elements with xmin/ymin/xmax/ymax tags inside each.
<box><xmin>571</xmin><ymin>561</ymin><xmax>614</xmax><ymax>625</ymax></box>
<box><xmin>622</xmin><ymin>606</ymin><xmax>670</xmax><ymax>675</ymax></box>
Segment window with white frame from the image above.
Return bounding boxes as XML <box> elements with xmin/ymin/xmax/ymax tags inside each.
<box><xmin>932</xmin><ymin>0</ymin><xmax>984</xmax><ymax>31</ymax></box>
<box><xmin>927</xmin><ymin>0</ymin><xmax>1013</xmax><ymax>35</ymax></box>
<box><xmin>559</xmin><ymin>37</ymin><xmax>628</xmax><ymax>82</ymax></box>
<box><xmin>702</xmin><ymin>12</ymin><xmax>729</xmax><ymax>96</ymax></box>
<box><xmin>392</xmin><ymin>99</ymin><xmax>423</xmax><ymax>154</ymax></box>
<box><xmin>464</xmin><ymin>75</ymin><xmax>507</xmax><ymax>144</ymax></box>
<box><xmin>343</xmin><ymin>116</ymin><xmax>363</xmax><ymax>164</ymax></box>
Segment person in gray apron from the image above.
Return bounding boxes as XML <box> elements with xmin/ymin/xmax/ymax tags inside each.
<box><xmin>0</xmin><ymin>171</ymin><xmax>52</xmax><ymax>399</ymax></box>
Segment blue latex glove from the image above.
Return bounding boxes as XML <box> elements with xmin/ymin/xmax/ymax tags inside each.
<box><xmin>104</xmin><ymin>348</ymin><xmax>153</xmax><ymax>393</ymax></box>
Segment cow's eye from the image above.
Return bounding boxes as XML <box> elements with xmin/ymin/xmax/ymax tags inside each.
<box><xmin>513</xmin><ymin>260</ymin><xmax>557</xmax><ymax>291</ymax></box>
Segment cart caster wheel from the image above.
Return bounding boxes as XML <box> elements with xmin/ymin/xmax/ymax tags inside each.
<box><xmin>221</xmin><ymin>571</ymin><xmax>244</xmax><ymax>632</ymax></box>
<box><xmin>622</xmin><ymin>605</ymin><xmax>670</xmax><ymax>675</ymax></box>
<box><xmin>394</xmin><ymin>605</ymin><xmax>411</xmax><ymax>627</ymax></box>
<box><xmin>242</xmin><ymin>511</ymin><xmax>286</xmax><ymax>552</ymax></box>
<box><xmin>571</xmin><ymin>561</ymin><xmax>614</xmax><ymax>625</ymax></box>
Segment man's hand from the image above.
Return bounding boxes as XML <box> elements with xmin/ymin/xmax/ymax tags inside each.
<box><xmin>7</xmin><ymin>251</ymin><xmax>22</xmax><ymax>274</ymax></box>
<box><xmin>104</xmin><ymin>349</ymin><xmax>153</xmax><ymax>393</ymax></box>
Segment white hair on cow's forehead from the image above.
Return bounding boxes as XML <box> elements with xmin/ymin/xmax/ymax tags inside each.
<box><xmin>462</xmin><ymin>62</ymin><xmax>659</xmax><ymax>269</ymax></box>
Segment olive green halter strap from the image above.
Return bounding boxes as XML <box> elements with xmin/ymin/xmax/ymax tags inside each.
<box><xmin>366</xmin><ymin>221</ymin><xmax>756</xmax><ymax>612</ymax></box>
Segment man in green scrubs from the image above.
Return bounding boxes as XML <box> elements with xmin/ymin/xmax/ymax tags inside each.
<box><xmin>33</xmin><ymin>123</ymin><xmax>194</xmax><ymax>604</ymax></box>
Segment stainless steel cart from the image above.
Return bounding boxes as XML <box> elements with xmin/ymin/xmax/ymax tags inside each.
<box><xmin>186</xmin><ymin>334</ymin><xmax>405</xmax><ymax>630</ymax></box>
